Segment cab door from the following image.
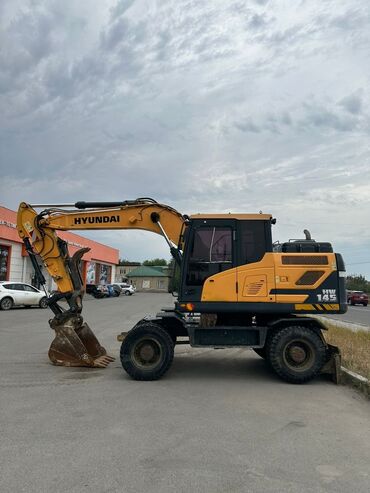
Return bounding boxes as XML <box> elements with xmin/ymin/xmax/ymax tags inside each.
<box><xmin>236</xmin><ymin>220</ymin><xmax>276</xmax><ymax>303</ymax></box>
<box><xmin>180</xmin><ymin>219</ymin><xmax>237</xmax><ymax>302</ymax></box>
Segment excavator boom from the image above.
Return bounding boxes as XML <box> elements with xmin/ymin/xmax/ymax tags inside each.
<box><xmin>17</xmin><ymin>198</ymin><xmax>186</xmax><ymax>368</ymax></box>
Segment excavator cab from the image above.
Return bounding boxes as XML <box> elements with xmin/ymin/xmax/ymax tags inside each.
<box><xmin>179</xmin><ymin>216</ymin><xmax>273</xmax><ymax>304</ymax></box>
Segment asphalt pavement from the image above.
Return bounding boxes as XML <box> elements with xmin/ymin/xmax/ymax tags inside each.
<box><xmin>321</xmin><ymin>305</ymin><xmax>370</xmax><ymax>329</ymax></box>
<box><xmin>1</xmin><ymin>293</ymin><xmax>369</xmax><ymax>493</ymax></box>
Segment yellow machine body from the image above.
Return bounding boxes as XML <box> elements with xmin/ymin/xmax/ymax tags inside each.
<box><xmin>16</xmin><ymin>199</ymin><xmax>346</xmax><ymax>373</ymax></box>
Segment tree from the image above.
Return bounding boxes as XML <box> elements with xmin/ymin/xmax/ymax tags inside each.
<box><xmin>346</xmin><ymin>274</ymin><xmax>369</xmax><ymax>292</ymax></box>
<box><xmin>142</xmin><ymin>258</ymin><xmax>168</xmax><ymax>266</ymax></box>
<box><xmin>118</xmin><ymin>259</ymin><xmax>141</xmax><ymax>266</ymax></box>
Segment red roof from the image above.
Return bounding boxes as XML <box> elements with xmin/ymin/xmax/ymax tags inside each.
<box><xmin>0</xmin><ymin>206</ymin><xmax>119</xmax><ymax>264</ymax></box>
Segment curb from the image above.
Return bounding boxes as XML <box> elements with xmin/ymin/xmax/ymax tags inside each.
<box><xmin>341</xmin><ymin>366</ymin><xmax>370</xmax><ymax>399</ymax></box>
<box><xmin>312</xmin><ymin>315</ymin><xmax>370</xmax><ymax>333</ymax></box>
<box><xmin>311</xmin><ymin>316</ymin><xmax>369</xmax><ymax>398</ymax></box>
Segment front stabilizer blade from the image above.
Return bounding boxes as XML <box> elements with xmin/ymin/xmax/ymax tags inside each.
<box><xmin>48</xmin><ymin>316</ymin><xmax>115</xmax><ymax>368</ymax></box>
<box><xmin>320</xmin><ymin>344</ymin><xmax>341</xmax><ymax>384</ymax></box>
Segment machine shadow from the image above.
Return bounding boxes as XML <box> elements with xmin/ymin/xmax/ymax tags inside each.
<box><xmin>169</xmin><ymin>351</ymin><xmax>278</xmax><ymax>382</ymax></box>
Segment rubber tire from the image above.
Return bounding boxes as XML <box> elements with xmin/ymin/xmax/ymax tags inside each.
<box><xmin>133</xmin><ymin>319</ymin><xmax>176</xmax><ymax>344</ymax></box>
<box><xmin>267</xmin><ymin>325</ymin><xmax>326</xmax><ymax>384</ymax></box>
<box><xmin>39</xmin><ymin>297</ymin><xmax>48</xmax><ymax>309</ymax></box>
<box><xmin>120</xmin><ymin>322</ymin><xmax>174</xmax><ymax>380</ymax></box>
<box><xmin>93</xmin><ymin>292</ymin><xmax>104</xmax><ymax>299</ymax></box>
<box><xmin>0</xmin><ymin>297</ymin><xmax>13</xmax><ymax>310</ymax></box>
<box><xmin>124</xmin><ymin>291</ymin><xmax>131</xmax><ymax>296</ymax></box>
<box><xmin>363</xmin><ymin>303</ymin><xmax>367</xmax><ymax>307</ymax></box>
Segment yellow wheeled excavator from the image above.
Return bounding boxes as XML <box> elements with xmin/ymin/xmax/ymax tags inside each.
<box><xmin>17</xmin><ymin>198</ymin><xmax>346</xmax><ymax>383</ymax></box>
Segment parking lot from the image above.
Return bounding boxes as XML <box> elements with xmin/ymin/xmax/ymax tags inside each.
<box><xmin>1</xmin><ymin>293</ymin><xmax>370</xmax><ymax>493</ymax></box>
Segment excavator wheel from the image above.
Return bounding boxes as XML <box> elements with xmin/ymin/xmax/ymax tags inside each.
<box><xmin>120</xmin><ymin>322</ymin><xmax>174</xmax><ymax>380</ymax></box>
<box><xmin>267</xmin><ymin>325</ymin><xmax>327</xmax><ymax>384</ymax></box>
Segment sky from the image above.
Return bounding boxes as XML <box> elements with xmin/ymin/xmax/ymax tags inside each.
<box><xmin>1</xmin><ymin>0</ymin><xmax>370</xmax><ymax>277</ymax></box>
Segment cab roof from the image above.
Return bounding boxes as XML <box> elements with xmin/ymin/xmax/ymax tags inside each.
<box><xmin>189</xmin><ymin>213</ymin><xmax>272</xmax><ymax>220</ymax></box>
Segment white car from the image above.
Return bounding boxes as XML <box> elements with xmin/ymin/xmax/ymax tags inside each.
<box><xmin>0</xmin><ymin>282</ymin><xmax>48</xmax><ymax>310</ymax></box>
<box><xmin>115</xmin><ymin>283</ymin><xmax>136</xmax><ymax>296</ymax></box>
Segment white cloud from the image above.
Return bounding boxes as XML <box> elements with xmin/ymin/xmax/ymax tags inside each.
<box><xmin>1</xmin><ymin>0</ymin><xmax>370</xmax><ymax>275</ymax></box>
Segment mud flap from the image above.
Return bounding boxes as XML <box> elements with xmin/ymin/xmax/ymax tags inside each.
<box><xmin>320</xmin><ymin>344</ymin><xmax>341</xmax><ymax>384</ymax></box>
<box><xmin>48</xmin><ymin>315</ymin><xmax>115</xmax><ymax>368</ymax></box>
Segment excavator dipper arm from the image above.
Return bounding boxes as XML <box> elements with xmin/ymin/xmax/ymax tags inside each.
<box><xmin>17</xmin><ymin>198</ymin><xmax>186</xmax><ymax>368</ymax></box>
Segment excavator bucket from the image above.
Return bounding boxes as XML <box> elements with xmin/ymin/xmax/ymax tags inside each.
<box><xmin>48</xmin><ymin>315</ymin><xmax>115</xmax><ymax>368</ymax></box>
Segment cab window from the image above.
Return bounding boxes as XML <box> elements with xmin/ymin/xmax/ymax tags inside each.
<box><xmin>186</xmin><ymin>227</ymin><xmax>233</xmax><ymax>286</ymax></box>
<box><xmin>239</xmin><ymin>221</ymin><xmax>267</xmax><ymax>264</ymax></box>
<box><xmin>191</xmin><ymin>227</ymin><xmax>232</xmax><ymax>263</ymax></box>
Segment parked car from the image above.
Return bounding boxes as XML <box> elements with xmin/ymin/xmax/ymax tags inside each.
<box><xmin>0</xmin><ymin>282</ymin><xmax>48</xmax><ymax>310</ymax></box>
<box><xmin>85</xmin><ymin>284</ymin><xmax>108</xmax><ymax>299</ymax></box>
<box><xmin>94</xmin><ymin>285</ymin><xmax>109</xmax><ymax>298</ymax></box>
<box><xmin>347</xmin><ymin>290</ymin><xmax>368</xmax><ymax>306</ymax></box>
<box><xmin>107</xmin><ymin>284</ymin><xmax>121</xmax><ymax>297</ymax></box>
<box><xmin>88</xmin><ymin>284</ymin><xmax>123</xmax><ymax>299</ymax></box>
<box><xmin>115</xmin><ymin>283</ymin><xmax>136</xmax><ymax>296</ymax></box>
<box><xmin>85</xmin><ymin>283</ymin><xmax>98</xmax><ymax>295</ymax></box>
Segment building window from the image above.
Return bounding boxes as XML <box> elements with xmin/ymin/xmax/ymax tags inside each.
<box><xmin>86</xmin><ymin>262</ymin><xmax>96</xmax><ymax>284</ymax></box>
<box><xmin>0</xmin><ymin>245</ymin><xmax>10</xmax><ymax>281</ymax></box>
<box><xmin>157</xmin><ymin>280</ymin><xmax>165</xmax><ymax>290</ymax></box>
<box><xmin>97</xmin><ymin>264</ymin><xmax>111</xmax><ymax>284</ymax></box>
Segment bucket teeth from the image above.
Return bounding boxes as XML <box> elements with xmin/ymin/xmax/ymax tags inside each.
<box><xmin>92</xmin><ymin>355</ymin><xmax>116</xmax><ymax>368</ymax></box>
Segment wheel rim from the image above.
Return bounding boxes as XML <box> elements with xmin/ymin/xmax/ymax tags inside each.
<box><xmin>2</xmin><ymin>298</ymin><xmax>12</xmax><ymax>310</ymax></box>
<box><xmin>282</xmin><ymin>339</ymin><xmax>315</xmax><ymax>372</ymax></box>
<box><xmin>131</xmin><ymin>338</ymin><xmax>163</xmax><ymax>369</ymax></box>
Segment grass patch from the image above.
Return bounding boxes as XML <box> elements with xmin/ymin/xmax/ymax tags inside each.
<box><xmin>323</xmin><ymin>323</ymin><xmax>370</xmax><ymax>380</ymax></box>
